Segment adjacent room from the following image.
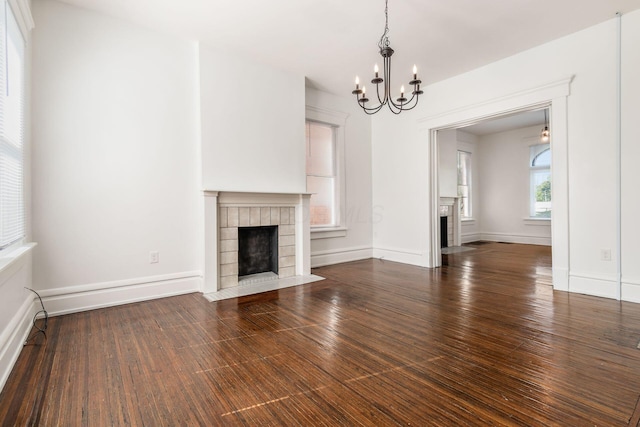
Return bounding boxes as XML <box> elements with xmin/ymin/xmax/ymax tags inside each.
<box><xmin>2</xmin><ymin>0</ymin><xmax>640</xmax><ymax>424</ymax></box>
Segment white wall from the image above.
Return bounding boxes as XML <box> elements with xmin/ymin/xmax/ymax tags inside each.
<box><xmin>372</xmin><ymin>108</ymin><xmax>429</xmax><ymax>266</ymax></box>
<box><xmin>621</xmin><ymin>11</ymin><xmax>640</xmax><ymax>301</ymax></box>
<box><xmin>437</xmin><ymin>129</ymin><xmax>457</xmax><ymax>198</ymax></box>
<box><xmin>476</xmin><ymin>125</ymin><xmax>551</xmax><ymax>245</ymax></box>
<box><xmin>372</xmin><ymin>11</ymin><xmax>640</xmax><ymax>301</ymax></box>
<box><xmin>305</xmin><ymin>88</ymin><xmax>373</xmax><ymax>267</ymax></box>
<box><xmin>199</xmin><ymin>44</ymin><xmax>306</xmax><ymax>193</ymax></box>
<box><xmin>31</xmin><ymin>0</ymin><xmax>202</xmax><ymax>314</ymax></box>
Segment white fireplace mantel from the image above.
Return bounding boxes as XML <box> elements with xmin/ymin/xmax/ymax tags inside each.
<box><xmin>202</xmin><ymin>190</ymin><xmax>312</xmax><ymax>294</ymax></box>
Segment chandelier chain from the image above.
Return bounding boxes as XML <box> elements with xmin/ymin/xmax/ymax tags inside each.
<box><xmin>378</xmin><ymin>0</ymin><xmax>390</xmax><ymax>50</ymax></box>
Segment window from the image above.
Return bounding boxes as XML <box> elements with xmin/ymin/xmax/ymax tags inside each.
<box><xmin>306</xmin><ymin>121</ymin><xmax>337</xmax><ymax>227</ymax></box>
<box><xmin>457</xmin><ymin>150</ymin><xmax>472</xmax><ymax>218</ymax></box>
<box><xmin>0</xmin><ymin>1</ymin><xmax>26</xmax><ymax>252</ymax></box>
<box><xmin>530</xmin><ymin>144</ymin><xmax>551</xmax><ymax>218</ymax></box>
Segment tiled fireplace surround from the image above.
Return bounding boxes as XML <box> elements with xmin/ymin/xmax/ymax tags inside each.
<box><xmin>439</xmin><ymin>197</ymin><xmax>460</xmax><ymax>247</ymax></box>
<box><xmin>219</xmin><ymin>206</ymin><xmax>296</xmax><ymax>288</ymax></box>
<box><xmin>202</xmin><ymin>191</ymin><xmax>312</xmax><ymax>294</ymax></box>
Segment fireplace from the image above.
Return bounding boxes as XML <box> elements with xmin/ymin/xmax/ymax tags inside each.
<box><xmin>440</xmin><ymin>216</ymin><xmax>448</xmax><ymax>248</ymax></box>
<box><xmin>238</xmin><ymin>226</ymin><xmax>278</xmax><ymax>277</ymax></box>
<box><xmin>202</xmin><ymin>191</ymin><xmax>312</xmax><ymax>294</ymax></box>
<box><xmin>439</xmin><ymin>197</ymin><xmax>460</xmax><ymax>248</ymax></box>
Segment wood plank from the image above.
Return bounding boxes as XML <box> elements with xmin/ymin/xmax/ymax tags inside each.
<box><xmin>2</xmin><ymin>242</ymin><xmax>640</xmax><ymax>425</ymax></box>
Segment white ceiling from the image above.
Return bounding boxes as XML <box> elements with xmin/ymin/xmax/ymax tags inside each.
<box><xmin>55</xmin><ymin>0</ymin><xmax>640</xmax><ymax>97</ymax></box>
<box><xmin>461</xmin><ymin>109</ymin><xmax>547</xmax><ymax>136</ymax></box>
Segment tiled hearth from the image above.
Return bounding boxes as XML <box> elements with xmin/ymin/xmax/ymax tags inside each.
<box><xmin>202</xmin><ymin>191</ymin><xmax>319</xmax><ymax>300</ymax></box>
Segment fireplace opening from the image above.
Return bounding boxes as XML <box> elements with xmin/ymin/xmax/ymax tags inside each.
<box><xmin>238</xmin><ymin>226</ymin><xmax>278</xmax><ymax>277</ymax></box>
<box><xmin>440</xmin><ymin>216</ymin><xmax>448</xmax><ymax>248</ymax></box>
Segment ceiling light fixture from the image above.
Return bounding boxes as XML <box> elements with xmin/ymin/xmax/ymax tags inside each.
<box><xmin>351</xmin><ymin>0</ymin><xmax>422</xmax><ymax>115</ymax></box>
<box><xmin>541</xmin><ymin>109</ymin><xmax>550</xmax><ymax>142</ymax></box>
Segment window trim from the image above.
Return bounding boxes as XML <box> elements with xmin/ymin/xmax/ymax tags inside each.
<box><xmin>305</xmin><ymin>106</ymin><xmax>348</xmax><ymax>238</ymax></box>
<box><xmin>0</xmin><ymin>0</ymin><xmax>32</xmax><ymax>270</ymax></box>
<box><xmin>0</xmin><ymin>0</ymin><xmax>29</xmax><ymax>254</ymax></box>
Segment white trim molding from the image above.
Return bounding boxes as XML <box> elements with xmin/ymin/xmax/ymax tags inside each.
<box><xmin>311</xmin><ymin>226</ymin><xmax>348</xmax><ymax>240</ymax></box>
<box><xmin>621</xmin><ymin>277</ymin><xmax>640</xmax><ymax>303</ymax></box>
<box><xmin>311</xmin><ymin>245</ymin><xmax>372</xmax><ymax>268</ymax></box>
<box><xmin>305</xmin><ymin>105</ymin><xmax>349</xmax><ymax>232</ymax></box>
<box><xmin>37</xmin><ymin>271</ymin><xmax>201</xmax><ymax>317</ymax></box>
<box><xmin>0</xmin><ymin>242</ymin><xmax>36</xmax><ymax>278</ymax></box>
<box><xmin>569</xmin><ymin>272</ymin><xmax>618</xmax><ymax>300</ymax></box>
<box><xmin>8</xmin><ymin>0</ymin><xmax>34</xmax><ymax>36</ymax></box>
<box><xmin>372</xmin><ymin>246</ymin><xmax>426</xmax><ymax>267</ymax></box>
<box><xmin>0</xmin><ymin>291</ymin><xmax>34</xmax><ymax>393</ymax></box>
<box><xmin>421</xmin><ymin>76</ymin><xmax>573</xmax><ymax>293</ymax></box>
<box><xmin>476</xmin><ymin>232</ymin><xmax>551</xmax><ymax>247</ymax></box>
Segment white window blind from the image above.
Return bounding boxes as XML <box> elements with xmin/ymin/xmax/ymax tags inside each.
<box><xmin>305</xmin><ymin>121</ymin><xmax>337</xmax><ymax>227</ymax></box>
<box><xmin>0</xmin><ymin>1</ymin><xmax>26</xmax><ymax>250</ymax></box>
<box><xmin>457</xmin><ymin>150</ymin><xmax>472</xmax><ymax>219</ymax></box>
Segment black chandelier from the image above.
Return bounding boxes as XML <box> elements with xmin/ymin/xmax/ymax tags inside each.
<box><xmin>351</xmin><ymin>0</ymin><xmax>422</xmax><ymax>115</ymax></box>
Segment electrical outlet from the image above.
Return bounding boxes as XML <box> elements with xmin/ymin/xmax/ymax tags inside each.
<box><xmin>149</xmin><ymin>251</ymin><xmax>159</xmax><ymax>264</ymax></box>
<box><xmin>601</xmin><ymin>249</ymin><xmax>611</xmax><ymax>261</ymax></box>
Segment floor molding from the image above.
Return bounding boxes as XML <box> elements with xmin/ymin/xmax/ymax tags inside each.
<box><xmin>40</xmin><ymin>273</ymin><xmax>202</xmax><ymax>316</ymax></box>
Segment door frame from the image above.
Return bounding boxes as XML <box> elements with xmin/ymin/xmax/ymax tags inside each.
<box><xmin>419</xmin><ymin>76</ymin><xmax>573</xmax><ymax>291</ymax></box>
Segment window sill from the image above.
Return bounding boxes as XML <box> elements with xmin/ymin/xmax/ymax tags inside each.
<box><xmin>461</xmin><ymin>218</ymin><xmax>476</xmax><ymax>224</ymax></box>
<box><xmin>310</xmin><ymin>227</ymin><xmax>348</xmax><ymax>240</ymax></box>
<box><xmin>0</xmin><ymin>242</ymin><xmax>36</xmax><ymax>278</ymax></box>
<box><xmin>523</xmin><ymin>218</ymin><xmax>551</xmax><ymax>226</ymax></box>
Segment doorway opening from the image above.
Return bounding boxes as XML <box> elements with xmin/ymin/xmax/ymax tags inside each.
<box><xmin>422</xmin><ymin>76</ymin><xmax>571</xmax><ymax>291</ymax></box>
<box><xmin>436</xmin><ymin>108</ymin><xmax>552</xmax><ymax>265</ymax></box>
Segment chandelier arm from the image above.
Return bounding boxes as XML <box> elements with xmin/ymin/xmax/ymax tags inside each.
<box><xmin>358</xmin><ymin>98</ymin><xmax>385</xmax><ymax>115</ymax></box>
<box><xmin>397</xmin><ymin>98</ymin><xmax>420</xmax><ymax>111</ymax></box>
<box><xmin>386</xmin><ymin>101</ymin><xmax>403</xmax><ymax>113</ymax></box>
<box><xmin>375</xmin><ymin>81</ymin><xmax>385</xmax><ymax>105</ymax></box>
<box><xmin>363</xmin><ymin>105</ymin><xmax>386</xmax><ymax>115</ymax></box>
<box><xmin>403</xmin><ymin>92</ymin><xmax>417</xmax><ymax>105</ymax></box>
<box><xmin>354</xmin><ymin>92</ymin><xmax>386</xmax><ymax>114</ymax></box>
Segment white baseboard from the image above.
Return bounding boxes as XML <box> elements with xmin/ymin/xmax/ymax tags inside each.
<box><xmin>461</xmin><ymin>232</ymin><xmax>482</xmax><ymax>244</ymax></box>
<box><xmin>476</xmin><ymin>232</ymin><xmax>552</xmax><ymax>246</ymax></box>
<box><xmin>372</xmin><ymin>246</ymin><xmax>427</xmax><ymax>267</ymax></box>
<box><xmin>38</xmin><ymin>272</ymin><xmax>202</xmax><ymax>317</ymax></box>
<box><xmin>552</xmin><ymin>267</ymin><xmax>569</xmax><ymax>291</ymax></box>
<box><xmin>0</xmin><ymin>295</ymin><xmax>35</xmax><ymax>393</ymax></box>
<box><xmin>569</xmin><ymin>272</ymin><xmax>618</xmax><ymax>300</ymax></box>
<box><xmin>311</xmin><ymin>246</ymin><xmax>373</xmax><ymax>268</ymax></box>
<box><xmin>622</xmin><ymin>280</ymin><xmax>640</xmax><ymax>303</ymax></box>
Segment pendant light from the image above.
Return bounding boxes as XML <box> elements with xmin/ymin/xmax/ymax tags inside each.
<box><xmin>541</xmin><ymin>109</ymin><xmax>550</xmax><ymax>143</ymax></box>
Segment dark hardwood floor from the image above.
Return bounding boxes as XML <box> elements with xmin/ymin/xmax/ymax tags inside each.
<box><xmin>2</xmin><ymin>242</ymin><xmax>640</xmax><ymax>426</ymax></box>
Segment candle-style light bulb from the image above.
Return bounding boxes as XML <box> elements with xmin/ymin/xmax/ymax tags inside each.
<box><xmin>362</xmin><ymin>86</ymin><xmax>366</xmax><ymax>94</ymax></box>
<box><xmin>413</xmin><ymin>65</ymin><xmax>417</xmax><ymax>80</ymax></box>
<box><xmin>374</xmin><ymin>64</ymin><xmax>379</xmax><ymax>77</ymax></box>
<box><xmin>355</xmin><ymin>76</ymin><xmax>360</xmax><ymax>85</ymax></box>
<box><xmin>401</xmin><ymin>85</ymin><xmax>405</xmax><ymax>97</ymax></box>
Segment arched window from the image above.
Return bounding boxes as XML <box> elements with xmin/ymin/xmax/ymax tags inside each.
<box><xmin>530</xmin><ymin>144</ymin><xmax>551</xmax><ymax>218</ymax></box>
